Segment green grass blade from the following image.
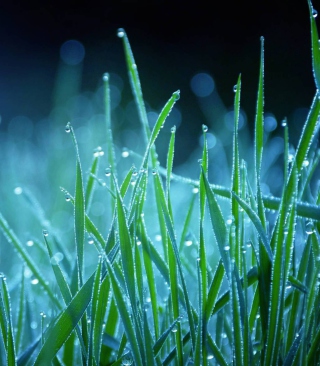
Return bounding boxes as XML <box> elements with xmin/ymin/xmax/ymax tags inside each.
<box><xmin>153</xmin><ymin>172</ymin><xmax>196</xmax><ymax>350</ymax></box>
<box><xmin>105</xmin><ymin>258</ymin><xmax>144</xmax><ymax>366</ymax></box>
<box><xmin>308</xmin><ymin>0</ymin><xmax>320</xmax><ymax>89</ymax></box>
<box><xmin>231</xmin><ymin>74</ymin><xmax>241</xmax><ymax>270</ymax></box>
<box><xmin>139</xmin><ymin>221</ymin><xmax>160</xmax><ymax>339</ymax></box>
<box><xmin>0</xmin><ymin>212</ymin><xmax>61</xmax><ymax>309</ymax></box>
<box><xmin>1</xmin><ymin>277</ymin><xmax>16</xmax><ymax>366</ymax></box>
<box><xmin>117</xmin><ymin>28</ymin><xmax>150</xmax><ymax>146</ymax></box>
<box><xmin>153</xmin><ymin>318</ymin><xmax>179</xmax><ymax>357</ymax></box>
<box><xmin>201</xmin><ymin>169</ymin><xmax>230</xmax><ymax>277</ymax></box>
<box><xmin>141</xmin><ymin>90</ymin><xmax>180</xmax><ymax>169</ymax></box>
<box><xmin>85</xmin><ymin>155</ymin><xmax>100</xmax><ymax>213</ymax></box>
<box><xmin>88</xmin><ymin>257</ymin><xmax>103</xmax><ymax>366</ymax></box>
<box><xmin>232</xmin><ymin>192</ymin><xmax>272</xmax><ymax>261</ymax></box>
<box><xmin>166</xmin><ymin>125</ymin><xmax>176</xmax><ymax>199</ymax></box>
<box><xmin>15</xmin><ymin>268</ymin><xmax>25</xmax><ymax>354</ymax></box>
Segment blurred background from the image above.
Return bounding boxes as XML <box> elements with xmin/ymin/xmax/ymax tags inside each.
<box><xmin>0</xmin><ymin>0</ymin><xmax>319</xmax><ymax>264</ymax></box>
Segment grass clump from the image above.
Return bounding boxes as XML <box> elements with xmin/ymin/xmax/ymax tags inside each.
<box><xmin>1</xmin><ymin>1</ymin><xmax>320</xmax><ymax>365</ymax></box>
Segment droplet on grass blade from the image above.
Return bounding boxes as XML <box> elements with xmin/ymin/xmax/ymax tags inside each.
<box><xmin>152</xmin><ymin>168</ymin><xmax>157</xmax><ymax>175</ymax></box>
<box><xmin>202</xmin><ymin>124</ymin><xmax>208</xmax><ymax>132</ymax></box>
<box><xmin>306</xmin><ymin>221</ymin><xmax>315</xmax><ymax>235</ymax></box>
<box><xmin>31</xmin><ymin>278</ymin><xmax>39</xmax><ymax>285</ymax></box>
<box><xmin>65</xmin><ymin>194</ymin><xmax>70</xmax><ymax>201</ymax></box>
<box><xmin>207</xmin><ymin>354</ymin><xmax>214</xmax><ymax>360</ymax></box>
<box><xmin>88</xmin><ymin>236</ymin><xmax>94</xmax><ymax>244</ymax></box>
<box><xmin>233</xmin><ymin>84</ymin><xmax>237</xmax><ymax>92</ymax></box>
<box><xmin>105</xmin><ymin>167</ymin><xmax>111</xmax><ymax>177</ymax></box>
<box><xmin>65</xmin><ymin>122</ymin><xmax>71</xmax><ymax>133</ymax></box>
<box><xmin>42</xmin><ymin>229</ymin><xmax>49</xmax><ymax>237</ymax></box>
<box><xmin>171</xmin><ymin>125</ymin><xmax>176</xmax><ymax>133</ymax></box>
<box><xmin>102</xmin><ymin>72</ymin><xmax>109</xmax><ymax>82</ymax></box>
<box><xmin>117</xmin><ymin>28</ymin><xmax>125</xmax><ymax>38</ymax></box>
<box><xmin>312</xmin><ymin>8</ymin><xmax>318</xmax><ymax>17</ymax></box>
<box><xmin>94</xmin><ymin>146</ymin><xmax>104</xmax><ymax>157</ymax></box>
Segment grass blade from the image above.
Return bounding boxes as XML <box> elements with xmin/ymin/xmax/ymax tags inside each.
<box><xmin>308</xmin><ymin>0</ymin><xmax>320</xmax><ymax>90</ymax></box>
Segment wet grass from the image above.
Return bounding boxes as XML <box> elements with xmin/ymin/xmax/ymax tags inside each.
<box><xmin>1</xmin><ymin>0</ymin><xmax>320</xmax><ymax>365</ymax></box>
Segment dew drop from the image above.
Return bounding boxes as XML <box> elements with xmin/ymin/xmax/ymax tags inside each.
<box><xmin>281</xmin><ymin>120</ymin><xmax>287</xmax><ymax>127</ymax></box>
<box><xmin>152</xmin><ymin>168</ymin><xmax>157</xmax><ymax>175</ymax></box>
<box><xmin>171</xmin><ymin>125</ymin><xmax>176</xmax><ymax>133</ymax></box>
<box><xmin>221</xmin><ymin>332</ymin><xmax>227</xmax><ymax>339</ymax></box>
<box><xmin>26</xmin><ymin>240</ymin><xmax>34</xmax><ymax>247</ymax></box>
<box><xmin>132</xmin><ymin>168</ymin><xmax>138</xmax><ymax>176</ymax></box>
<box><xmin>185</xmin><ymin>239</ymin><xmax>193</xmax><ymax>247</ymax></box>
<box><xmin>192</xmin><ymin>187</ymin><xmax>199</xmax><ymax>194</ymax></box>
<box><xmin>31</xmin><ymin>278</ymin><xmax>39</xmax><ymax>285</ymax></box>
<box><xmin>202</xmin><ymin>124</ymin><xmax>208</xmax><ymax>133</ymax></box>
<box><xmin>94</xmin><ymin>146</ymin><xmax>104</xmax><ymax>157</ymax></box>
<box><xmin>88</xmin><ymin>236</ymin><xmax>94</xmax><ymax>245</ymax></box>
<box><xmin>302</xmin><ymin>159</ymin><xmax>309</xmax><ymax>167</ymax></box>
<box><xmin>313</xmin><ymin>8</ymin><xmax>318</xmax><ymax>18</ymax></box>
<box><xmin>233</xmin><ymin>85</ymin><xmax>237</xmax><ymax>93</ymax></box>
<box><xmin>155</xmin><ymin>234</ymin><xmax>162</xmax><ymax>242</ymax></box>
<box><xmin>105</xmin><ymin>167</ymin><xmax>111</xmax><ymax>177</ymax></box>
<box><xmin>65</xmin><ymin>194</ymin><xmax>70</xmax><ymax>202</ymax></box>
<box><xmin>207</xmin><ymin>354</ymin><xmax>214</xmax><ymax>360</ymax></box>
<box><xmin>306</xmin><ymin>221</ymin><xmax>315</xmax><ymax>235</ymax></box>
<box><xmin>42</xmin><ymin>229</ymin><xmax>49</xmax><ymax>237</ymax></box>
<box><xmin>102</xmin><ymin>73</ymin><xmax>109</xmax><ymax>82</ymax></box>
<box><xmin>65</xmin><ymin>122</ymin><xmax>71</xmax><ymax>133</ymax></box>
<box><xmin>14</xmin><ymin>187</ymin><xmax>23</xmax><ymax>195</ymax></box>
<box><xmin>137</xmin><ymin>240</ymin><xmax>141</xmax><ymax>246</ymax></box>
<box><xmin>171</xmin><ymin>326</ymin><xmax>178</xmax><ymax>333</ymax></box>
<box><xmin>122</xmin><ymin>148</ymin><xmax>130</xmax><ymax>158</ymax></box>
<box><xmin>117</xmin><ymin>28</ymin><xmax>125</xmax><ymax>38</ymax></box>
<box><xmin>224</xmin><ymin>245</ymin><xmax>230</xmax><ymax>251</ymax></box>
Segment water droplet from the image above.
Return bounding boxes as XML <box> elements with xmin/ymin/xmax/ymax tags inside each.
<box><xmin>88</xmin><ymin>236</ymin><xmax>94</xmax><ymax>245</ymax></box>
<box><xmin>131</xmin><ymin>63</ymin><xmax>137</xmax><ymax>70</ymax></box>
<box><xmin>288</xmin><ymin>153</ymin><xmax>295</xmax><ymax>163</ymax></box>
<box><xmin>281</xmin><ymin>120</ymin><xmax>287</xmax><ymax>127</ymax></box>
<box><xmin>224</xmin><ymin>245</ymin><xmax>230</xmax><ymax>251</ymax></box>
<box><xmin>30</xmin><ymin>321</ymin><xmax>38</xmax><ymax>329</ymax></box>
<box><xmin>202</xmin><ymin>124</ymin><xmax>208</xmax><ymax>133</ymax></box>
<box><xmin>14</xmin><ymin>187</ymin><xmax>23</xmax><ymax>195</ymax></box>
<box><xmin>146</xmin><ymin>297</ymin><xmax>151</xmax><ymax>303</ymax></box>
<box><xmin>65</xmin><ymin>122</ymin><xmax>71</xmax><ymax>133</ymax></box>
<box><xmin>137</xmin><ymin>240</ymin><xmax>141</xmax><ymax>246</ymax></box>
<box><xmin>117</xmin><ymin>28</ymin><xmax>125</xmax><ymax>38</ymax></box>
<box><xmin>132</xmin><ymin>168</ymin><xmax>138</xmax><ymax>176</ymax></box>
<box><xmin>313</xmin><ymin>8</ymin><xmax>318</xmax><ymax>18</ymax></box>
<box><xmin>233</xmin><ymin>85</ymin><xmax>237</xmax><ymax>93</ymax></box>
<box><xmin>155</xmin><ymin>235</ymin><xmax>162</xmax><ymax>242</ymax></box>
<box><xmin>192</xmin><ymin>187</ymin><xmax>199</xmax><ymax>194</ymax></box>
<box><xmin>198</xmin><ymin>159</ymin><xmax>203</xmax><ymax>164</ymax></box>
<box><xmin>94</xmin><ymin>146</ymin><xmax>104</xmax><ymax>157</ymax></box>
<box><xmin>207</xmin><ymin>354</ymin><xmax>214</xmax><ymax>360</ymax></box>
<box><xmin>31</xmin><ymin>278</ymin><xmax>39</xmax><ymax>285</ymax></box>
<box><xmin>152</xmin><ymin>168</ymin><xmax>157</xmax><ymax>175</ymax></box>
<box><xmin>122</xmin><ymin>148</ymin><xmax>130</xmax><ymax>158</ymax></box>
<box><xmin>171</xmin><ymin>125</ymin><xmax>176</xmax><ymax>133</ymax></box>
<box><xmin>171</xmin><ymin>326</ymin><xmax>178</xmax><ymax>333</ymax></box>
<box><xmin>302</xmin><ymin>160</ymin><xmax>309</xmax><ymax>167</ymax></box>
<box><xmin>102</xmin><ymin>73</ymin><xmax>109</xmax><ymax>82</ymax></box>
<box><xmin>26</xmin><ymin>240</ymin><xmax>34</xmax><ymax>247</ymax></box>
<box><xmin>306</xmin><ymin>221</ymin><xmax>315</xmax><ymax>235</ymax></box>
<box><xmin>87</xmin><ymin>319</ymin><xmax>91</xmax><ymax>324</ymax></box>
<box><xmin>221</xmin><ymin>332</ymin><xmax>227</xmax><ymax>339</ymax></box>
<box><xmin>42</xmin><ymin>229</ymin><xmax>49</xmax><ymax>237</ymax></box>
<box><xmin>65</xmin><ymin>194</ymin><xmax>70</xmax><ymax>202</ymax></box>
<box><xmin>105</xmin><ymin>167</ymin><xmax>111</xmax><ymax>177</ymax></box>
<box><xmin>185</xmin><ymin>239</ymin><xmax>193</xmax><ymax>247</ymax></box>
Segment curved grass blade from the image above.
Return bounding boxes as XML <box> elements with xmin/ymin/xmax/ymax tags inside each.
<box><xmin>0</xmin><ymin>212</ymin><xmax>61</xmax><ymax>309</ymax></box>
<box><xmin>308</xmin><ymin>0</ymin><xmax>320</xmax><ymax>90</ymax></box>
<box><xmin>153</xmin><ymin>318</ymin><xmax>180</xmax><ymax>357</ymax></box>
<box><xmin>117</xmin><ymin>28</ymin><xmax>150</xmax><ymax>146</ymax></box>
<box><xmin>141</xmin><ymin>90</ymin><xmax>180</xmax><ymax>169</ymax></box>
<box><xmin>283</xmin><ymin>326</ymin><xmax>304</xmax><ymax>366</ymax></box>
<box><xmin>16</xmin><ymin>336</ymin><xmax>41</xmax><ymax>366</ymax></box>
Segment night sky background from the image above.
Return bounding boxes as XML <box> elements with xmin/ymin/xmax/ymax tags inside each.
<box><xmin>0</xmin><ymin>0</ymin><xmax>318</xmax><ymax>166</ymax></box>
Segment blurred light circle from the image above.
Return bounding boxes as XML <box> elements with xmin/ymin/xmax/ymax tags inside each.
<box><xmin>264</xmin><ymin>113</ymin><xmax>277</xmax><ymax>132</ymax></box>
<box><xmin>190</xmin><ymin>73</ymin><xmax>215</xmax><ymax>97</ymax></box>
<box><xmin>60</xmin><ymin>40</ymin><xmax>85</xmax><ymax>65</ymax></box>
<box><xmin>224</xmin><ymin>110</ymin><xmax>247</xmax><ymax>131</ymax></box>
<box><xmin>199</xmin><ymin>132</ymin><xmax>217</xmax><ymax>149</ymax></box>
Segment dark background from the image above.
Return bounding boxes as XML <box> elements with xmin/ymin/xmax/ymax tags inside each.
<box><xmin>0</xmin><ymin>0</ymin><xmax>318</xmax><ymax>160</ymax></box>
